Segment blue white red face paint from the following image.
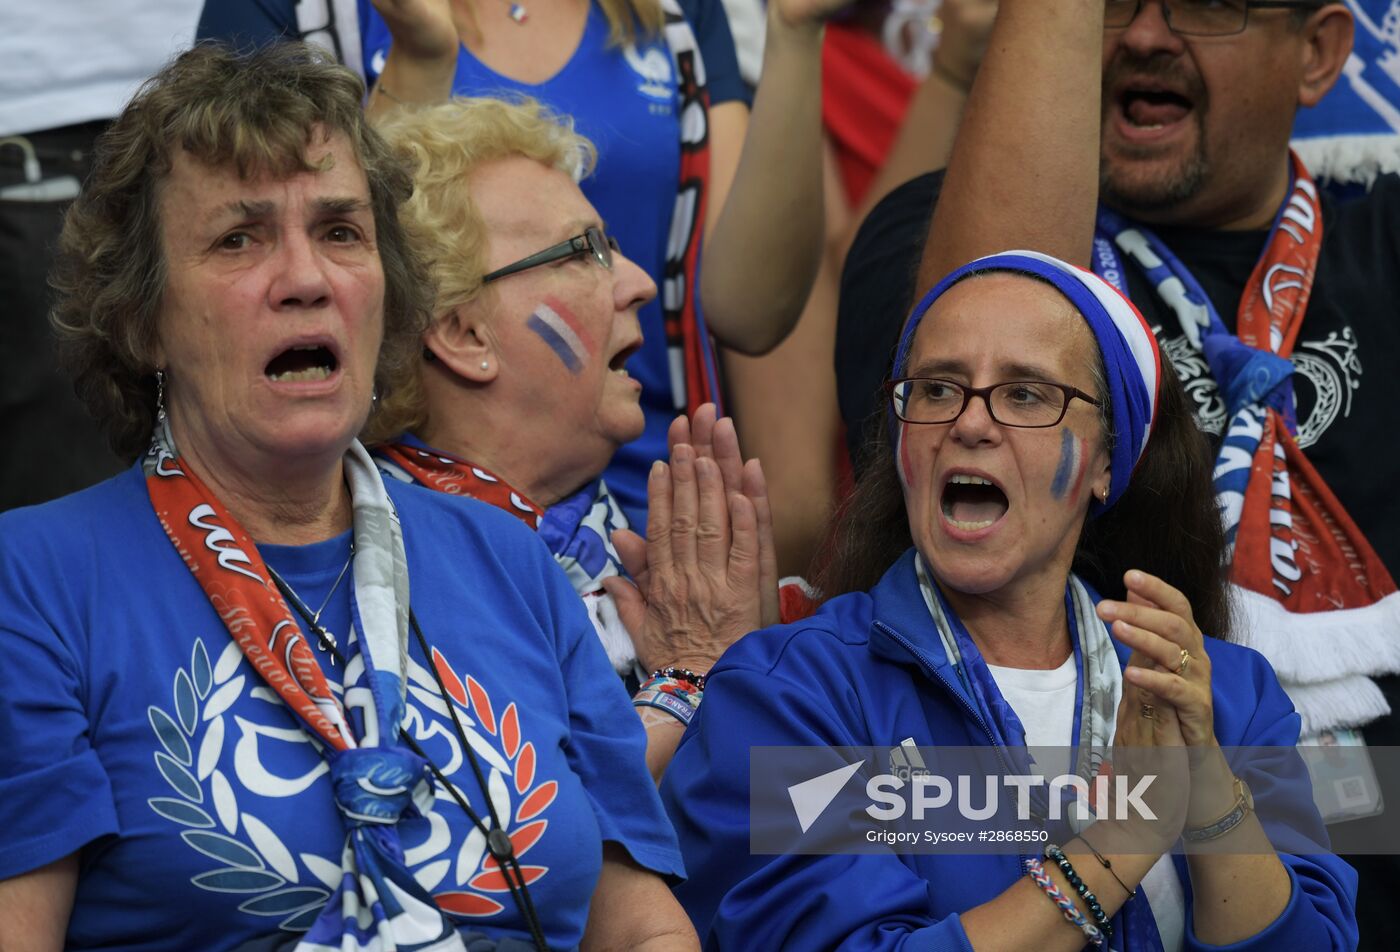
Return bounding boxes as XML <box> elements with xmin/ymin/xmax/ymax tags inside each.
<box><xmin>527</xmin><ymin>296</ymin><xmax>594</xmax><ymax>375</ymax></box>
<box><xmin>1050</xmin><ymin>428</ymin><xmax>1089</xmax><ymax>503</ymax></box>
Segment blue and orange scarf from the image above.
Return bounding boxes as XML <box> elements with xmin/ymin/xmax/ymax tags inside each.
<box><xmin>1093</xmin><ymin>155</ymin><xmax>1400</xmax><ymax>735</ymax></box>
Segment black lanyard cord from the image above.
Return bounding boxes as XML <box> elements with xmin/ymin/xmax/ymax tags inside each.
<box><xmin>408</xmin><ymin>609</ymin><xmax>549</xmax><ymax>952</ymax></box>
<box><xmin>267</xmin><ymin>568</ymin><xmax>550</xmax><ymax>952</ymax></box>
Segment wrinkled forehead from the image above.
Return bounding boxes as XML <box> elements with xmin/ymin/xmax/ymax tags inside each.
<box><xmin>469</xmin><ymin>155</ymin><xmax>600</xmax><ymax>238</ymax></box>
<box><xmin>164</xmin><ymin>120</ymin><xmax>359</xmax><ymax>181</ymax></box>
<box><xmin>905</xmin><ymin>271</ymin><xmax>1100</xmax><ymax>380</ymax></box>
<box><xmin>159</xmin><ymin>131</ymin><xmax>371</xmax><ymax>220</ymax></box>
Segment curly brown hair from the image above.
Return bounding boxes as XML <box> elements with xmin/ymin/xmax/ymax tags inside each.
<box><xmin>50</xmin><ymin>41</ymin><xmax>434</xmax><ymax>462</ymax></box>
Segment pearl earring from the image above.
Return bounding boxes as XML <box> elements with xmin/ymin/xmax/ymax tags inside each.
<box><xmin>480</xmin><ymin>360</ymin><xmax>490</xmax><ymax>371</ymax></box>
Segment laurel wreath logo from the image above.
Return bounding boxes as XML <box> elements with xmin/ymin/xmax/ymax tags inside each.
<box><xmin>423</xmin><ymin>646</ymin><xmax>558</xmax><ymax>918</ymax></box>
<box><xmin>146</xmin><ymin>637</ymin><xmax>333</xmax><ymax>933</ymax></box>
<box><xmin>147</xmin><ymin>637</ymin><xmax>558</xmax><ymax>928</ymax></box>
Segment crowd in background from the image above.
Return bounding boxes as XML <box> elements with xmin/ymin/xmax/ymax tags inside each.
<box><xmin>2</xmin><ymin>0</ymin><xmax>1399</xmax><ymax>949</ymax></box>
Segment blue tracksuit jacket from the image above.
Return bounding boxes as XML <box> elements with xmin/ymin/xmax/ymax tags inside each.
<box><xmin>661</xmin><ymin>549</ymin><xmax>1358</xmax><ymax>951</ymax></box>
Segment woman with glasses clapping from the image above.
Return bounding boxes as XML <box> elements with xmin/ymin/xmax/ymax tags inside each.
<box><xmin>659</xmin><ymin>252</ymin><xmax>1358</xmax><ymax>950</ymax></box>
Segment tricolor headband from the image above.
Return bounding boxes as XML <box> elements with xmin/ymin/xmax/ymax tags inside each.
<box><xmin>889</xmin><ymin>250</ymin><xmax>1162</xmax><ymax>511</ymax></box>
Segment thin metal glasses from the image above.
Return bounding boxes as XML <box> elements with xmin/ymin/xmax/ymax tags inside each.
<box><xmin>1104</xmin><ymin>0</ymin><xmax>1323</xmax><ymax>36</ymax></box>
<box><xmin>482</xmin><ymin>225</ymin><xmax>620</xmax><ymax>283</ymax></box>
<box><xmin>887</xmin><ymin>378</ymin><xmax>1102</xmax><ymax>428</ymax></box>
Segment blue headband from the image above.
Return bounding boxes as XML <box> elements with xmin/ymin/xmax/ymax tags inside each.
<box><xmin>889</xmin><ymin>250</ymin><xmax>1161</xmax><ymax>512</ymax></box>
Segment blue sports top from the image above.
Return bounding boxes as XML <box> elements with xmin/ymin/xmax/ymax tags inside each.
<box><xmin>0</xmin><ymin>465</ymin><xmax>682</xmax><ymax>950</ymax></box>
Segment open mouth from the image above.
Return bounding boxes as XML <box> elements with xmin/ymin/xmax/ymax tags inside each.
<box><xmin>265</xmin><ymin>345</ymin><xmax>338</xmax><ymax>383</ymax></box>
<box><xmin>608</xmin><ymin>340</ymin><xmax>642</xmax><ymax>377</ymax></box>
<box><xmin>940</xmin><ymin>474</ymin><xmax>1010</xmax><ymax>532</ymax></box>
<box><xmin>1117</xmin><ymin>87</ymin><xmax>1193</xmax><ymax>131</ymax></box>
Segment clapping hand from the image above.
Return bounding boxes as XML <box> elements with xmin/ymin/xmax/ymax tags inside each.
<box><xmin>603</xmin><ymin>404</ymin><xmax>779</xmax><ymax>675</ymax></box>
<box><xmin>1099</xmin><ymin>570</ymin><xmax>1216</xmax><ymax>749</ymax></box>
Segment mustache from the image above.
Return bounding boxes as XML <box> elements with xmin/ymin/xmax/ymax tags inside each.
<box><xmin>1102</xmin><ymin>52</ymin><xmax>1206</xmax><ymax>104</ymax></box>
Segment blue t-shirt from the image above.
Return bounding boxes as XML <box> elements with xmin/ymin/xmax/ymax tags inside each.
<box><xmin>358</xmin><ymin>0</ymin><xmax>748</xmax><ymax>527</ymax></box>
<box><xmin>0</xmin><ymin>465</ymin><xmax>682</xmax><ymax>951</ymax></box>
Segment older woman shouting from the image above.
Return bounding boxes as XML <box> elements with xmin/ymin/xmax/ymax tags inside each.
<box><xmin>661</xmin><ymin>252</ymin><xmax>1357</xmax><ymax>950</ymax></box>
<box><xmin>366</xmin><ymin>98</ymin><xmax>782</xmax><ymax>780</ymax></box>
<box><xmin>0</xmin><ymin>44</ymin><xmax>695</xmax><ymax>952</ymax></box>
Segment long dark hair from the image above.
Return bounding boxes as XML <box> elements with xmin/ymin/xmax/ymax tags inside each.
<box><xmin>813</xmin><ymin>358</ymin><xmax>1232</xmax><ymax>640</ymax></box>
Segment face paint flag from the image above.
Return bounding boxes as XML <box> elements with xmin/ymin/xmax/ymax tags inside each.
<box><xmin>1050</xmin><ymin>429</ymin><xmax>1086</xmax><ymax>503</ymax></box>
<box><xmin>528</xmin><ymin>300</ymin><xmax>589</xmax><ymax>374</ymax></box>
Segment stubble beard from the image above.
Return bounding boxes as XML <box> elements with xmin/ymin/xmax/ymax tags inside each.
<box><xmin>1098</xmin><ymin>129</ymin><xmax>1212</xmax><ymax>219</ymax></box>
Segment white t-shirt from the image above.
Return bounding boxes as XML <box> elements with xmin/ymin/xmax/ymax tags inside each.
<box><xmin>0</xmin><ymin>2</ymin><xmax>203</xmax><ymax>136</ymax></box>
<box><xmin>988</xmin><ymin>653</ymin><xmax>1187</xmax><ymax>950</ymax></box>
<box><xmin>987</xmin><ymin>654</ymin><xmax>1078</xmax><ymax>749</ymax></box>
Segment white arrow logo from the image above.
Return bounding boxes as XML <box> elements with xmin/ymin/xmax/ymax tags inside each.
<box><xmin>787</xmin><ymin>760</ymin><xmax>864</xmax><ymax>833</ymax></box>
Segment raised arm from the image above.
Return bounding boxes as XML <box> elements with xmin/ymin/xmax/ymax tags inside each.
<box><xmin>363</xmin><ymin>0</ymin><xmax>461</xmax><ymax>121</ymax></box>
<box><xmin>917</xmin><ymin>0</ymin><xmax>1104</xmax><ymax>289</ymax></box>
<box><xmin>698</xmin><ymin>0</ymin><xmax>830</xmax><ymax>354</ymax></box>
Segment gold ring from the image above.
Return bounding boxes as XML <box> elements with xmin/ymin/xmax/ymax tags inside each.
<box><xmin>1175</xmin><ymin>649</ymin><xmax>1191</xmax><ymax>676</ymax></box>
<box><xmin>1140</xmin><ymin>703</ymin><xmax>1156</xmax><ymax>720</ymax></box>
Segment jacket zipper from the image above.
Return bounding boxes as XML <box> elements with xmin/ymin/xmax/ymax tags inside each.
<box><xmin>872</xmin><ymin>621</ymin><xmax>1031</xmax><ymax>875</ymax></box>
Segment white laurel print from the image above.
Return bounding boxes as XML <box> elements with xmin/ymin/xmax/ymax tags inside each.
<box><xmin>148</xmin><ymin>637</ymin><xmax>559</xmax><ymax>927</ymax></box>
<box><xmin>146</xmin><ymin>638</ymin><xmax>330</xmax><ymax>932</ymax></box>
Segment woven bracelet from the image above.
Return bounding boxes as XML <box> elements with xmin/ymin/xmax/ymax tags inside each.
<box><xmin>638</xmin><ymin>675</ymin><xmax>702</xmax><ymax>709</ymax></box>
<box><xmin>1025</xmin><ymin>857</ymin><xmax>1104</xmax><ymax>948</ymax></box>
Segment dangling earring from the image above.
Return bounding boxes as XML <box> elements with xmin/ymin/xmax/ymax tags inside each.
<box><xmin>155</xmin><ymin>369</ymin><xmax>167</xmax><ymax>423</ymax></box>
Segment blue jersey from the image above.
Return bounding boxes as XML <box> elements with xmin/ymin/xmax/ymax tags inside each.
<box><xmin>0</xmin><ymin>465</ymin><xmax>682</xmax><ymax>951</ymax></box>
<box><xmin>359</xmin><ymin>0</ymin><xmax>747</xmax><ymax>527</ymax></box>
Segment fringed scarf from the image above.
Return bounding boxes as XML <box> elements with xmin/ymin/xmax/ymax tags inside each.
<box><xmin>144</xmin><ymin>422</ymin><xmax>463</xmax><ymax>952</ymax></box>
<box><xmin>1092</xmin><ymin>154</ymin><xmax>1400</xmax><ymax>736</ymax></box>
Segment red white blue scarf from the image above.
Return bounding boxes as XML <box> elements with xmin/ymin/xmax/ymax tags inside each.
<box><xmin>143</xmin><ymin>422</ymin><xmax>462</xmax><ymax>952</ymax></box>
<box><xmin>660</xmin><ymin>0</ymin><xmax>721</xmax><ymax>415</ymax></box>
<box><xmin>375</xmin><ymin>440</ymin><xmax>640</xmax><ymax>674</ymax></box>
<box><xmin>1093</xmin><ymin>154</ymin><xmax>1400</xmax><ymax>735</ymax></box>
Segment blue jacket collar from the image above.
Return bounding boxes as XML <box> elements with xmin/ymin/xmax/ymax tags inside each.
<box><xmin>863</xmin><ymin>548</ymin><xmax>1133</xmax><ymax>702</ymax></box>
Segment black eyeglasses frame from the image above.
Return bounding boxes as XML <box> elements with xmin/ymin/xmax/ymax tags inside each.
<box><xmin>481</xmin><ymin>225</ymin><xmax>620</xmax><ymax>284</ymax></box>
<box><xmin>1104</xmin><ymin>0</ymin><xmax>1326</xmax><ymax>37</ymax></box>
<box><xmin>885</xmin><ymin>377</ymin><xmax>1103</xmax><ymax>428</ymax></box>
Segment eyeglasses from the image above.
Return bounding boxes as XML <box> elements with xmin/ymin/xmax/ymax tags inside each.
<box><xmin>1105</xmin><ymin>0</ymin><xmax>1323</xmax><ymax>36</ymax></box>
<box><xmin>887</xmin><ymin>377</ymin><xmax>1102</xmax><ymax>428</ymax></box>
<box><xmin>481</xmin><ymin>225</ymin><xmax>621</xmax><ymax>284</ymax></box>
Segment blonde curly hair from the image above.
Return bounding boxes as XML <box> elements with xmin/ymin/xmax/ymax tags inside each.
<box><xmin>365</xmin><ymin>96</ymin><xmax>597</xmax><ymax>443</ymax></box>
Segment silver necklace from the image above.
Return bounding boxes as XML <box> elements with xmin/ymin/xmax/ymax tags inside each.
<box><xmin>269</xmin><ymin>544</ymin><xmax>354</xmax><ymax>664</ymax></box>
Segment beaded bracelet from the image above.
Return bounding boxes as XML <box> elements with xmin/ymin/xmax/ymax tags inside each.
<box><xmin>638</xmin><ymin>675</ymin><xmax>703</xmax><ymax>709</ymax></box>
<box><xmin>652</xmin><ymin>666</ymin><xmax>707</xmax><ymax>692</ymax></box>
<box><xmin>1025</xmin><ymin>857</ymin><xmax>1104</xmax><ymax>948</ymax></box>
<box><xmin>1045</xmin><ymin>844</ymin><xmax>1113</xmax><ymax>941</ymax></box>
